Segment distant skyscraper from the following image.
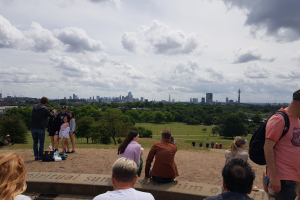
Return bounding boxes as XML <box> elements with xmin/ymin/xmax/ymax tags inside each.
<box><xmin>128</xmin><ymin>92</ymin><xmax>132</xmax><ymax>99</ymax></box>
<box><xmin>226</xmin><ymin>97</ymin><xmax>228</xmax><ymax>104</ymax></box>
<box><xmin>190</xmin><ymin>98</ymin><xmax>192</xmax><ymax>103</ymax></box>
<box><xmin>238</xmin><ymin>89</ymin><xmax>241</xmax><ymax>104</ymax></box>
<box><xmin>69</xmin><ymin>96</ymin><xmax>72</xmax><ymax>99</ymax></box>
<box><xmin>97</xmin><ymin>96</ymin><xmax>100</xmax><ymax>101</ymax></box>
<box><xmin>169</xmin><ymin>94</ymin><xmax>171</xmax><ymax>102</ymax></box>
<box><xmin>0</xmin><ymin>93</ymin><xmax>2</xmax><ymax>99</ymax></box>
<box><xmin>73</xmin><ymin>94</ymin><xmax>75</xmax><ymax>99</ymax></box>
<box><xmin>206</xmin><ymin>93</ymin><xmax>213</xmax><ymax>104</ymax></box>
<box><xmin>201</xmin><ymin>97</ymin><xmax>205</xmax><ymax>104</ymax></box>
<box><xmin>192</xmin><ymin>98</ymin><xmax>198</xmax><ymax>103</ymax></box>
<box><xmin>93</xmin><ymin>95</ymin><xmax>95</xmax><ymax>102</ymax></box>
<box><xmin>141</xmin><ymin>97</ymin><xmax>144</xmax><ymax>102</ymax></box>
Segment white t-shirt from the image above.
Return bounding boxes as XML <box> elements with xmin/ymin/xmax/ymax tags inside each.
<box><xmin>93</xmin><ymin>188</ymin><xmax>154</xmax><ymax>200</ymax></box>
<box><xmin>15</xmin><ymin>195</ymin><xmax>31</xmax><ymax>200</ymax></box>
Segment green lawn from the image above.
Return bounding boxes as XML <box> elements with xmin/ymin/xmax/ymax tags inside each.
<box><xmin>1</xmin><ymin>122</ymin><xmax>252</xmax><ymax>151</ymax></box>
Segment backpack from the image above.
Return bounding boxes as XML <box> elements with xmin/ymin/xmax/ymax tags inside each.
<box><xmin>249</xmin><ymin>111</ymin><xmax>290</xmax><ymax>165</ymax></box>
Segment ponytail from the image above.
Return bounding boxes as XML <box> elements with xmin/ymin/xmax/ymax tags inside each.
<box><xmin>230</xmin><ymin>136</ymin><xmax>246</xmax><ymax>157</ymax></box>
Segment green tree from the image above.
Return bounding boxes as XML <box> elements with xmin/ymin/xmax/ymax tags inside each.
<box><xmin>204</xmin><ymin>115</ymin><xmax>213</xmax><ymax>125</ymax></box>
<box><xmin>76</xmin><ymin>116</ymin><xmax>95</xmax><ymax>143</ymax></box>
<box><xmin>252</xmin><ymin>113</ymin><xmax>262</xmax><ymax>123</ymax></box>
<box><xmin>125</xmin><ymin>110</ymin><xmax>140</xmax><ymax>122</ymax></box>
<box><xmin>5</xmin><ymin>106</ymin><xmax>32</xmax><ymax>129</ymax></box>
<box><xmin>90</xmin><ymin>121</ymin><xmax>111</xmax><ymax>144</ymax></box>
<box><xmin>140</xmin><ymin>111</ymin><xmax>153</xmax><ymax>123</ymax></box>
<box><xmin>215</xmin><ymin>106</ymin><xmax>223</xmax><ymax>113</ymax></box>
<box><xmin>100</xmin><ymin>109</ymin><xmax>129</xmax><ymax>145</ymax></box>
<box><xmin>164</xmin><ymin>111</ymin><xmax>175</xmax><ymax>123</ymax></box>
<box><xmin>0</xmin><ymin>115</ymin><xmax>28</xmax><ymax>143</ymax></box>
<box><xmin>59</xmin><ymin>101</ymin><xmax>67</xmax><ymax>106</ymax></box>
<box><xmin>154</xmin><ymin>111</ymin><xmax>165</xmax><ymax>124</ymax></box>
<box><xmin>202</xmin><ymin>128</ymin><xmax>207</xmax><ymax>132</ymax></box>
<box><xmin>219</xmin><ymin>113</ymin><xmax>246</xmax><ymax>138</ymax></box>
<box><xmin>211</xmin><ymin>126</ymin><xmax>220</xmax><ymax>136</ymax></box>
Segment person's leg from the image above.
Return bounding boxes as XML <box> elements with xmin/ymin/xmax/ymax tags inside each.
<box><xmin>66</xmin><ymin>138</ymin><xmax>70</xmax><ymax>152</ymax></box>
<box><xmin>50</xmin><ymin>136</ymin><xmax>54</xmax><ymax>150</ymax></box>
<box><xmin>275</xmin><ymin>180</ymin><xmax>296</xmax><ymax>200</ymax></box>
<box><xmin>37</xmin><ymin>129</ymin><xmax>45</xmax><ymax>158</ymax></box>
<box><xmin>70</xmin><ymin>134</ymin><xmax>75</xmax><ymax>152</ymax></box>
<box><xmin>31</xmin><ymin>128</ymin><xmax>39</xmax><ymax>159</ymax></box>
<box><xmin>54</xmin><ymin>135</ymin><xmax>59</xmax><ymax>150</ymax></box>
<box><xmin>152</xmin><ymin>176</ymin><xmax>173</xmax><ymax>183</ymax></box>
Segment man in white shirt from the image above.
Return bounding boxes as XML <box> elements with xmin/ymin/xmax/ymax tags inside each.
<box><xmin>93</xmin><ymin>158</ymin><xmax>155</xmax><ymax>200</ymax></box>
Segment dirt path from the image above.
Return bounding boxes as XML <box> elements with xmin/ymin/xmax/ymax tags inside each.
<box><xmin>0</xmin><ymin>148</ymin><xmax>265</xmax><ymax>189</ymax></box>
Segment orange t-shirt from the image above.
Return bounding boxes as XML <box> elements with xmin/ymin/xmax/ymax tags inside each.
<box><xmin>266</xmin><ymin>108</ymin><xmax>300</xmax><ymax>181</ymax></box>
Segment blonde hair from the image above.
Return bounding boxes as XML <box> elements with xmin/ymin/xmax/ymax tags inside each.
<box><xmin>0</xmin><ymin>153</ymin><xmax>27</xmax><ymax>200</ymax></box>
<box><xmin>112</xmin><ymin>158</ymin><xmax>137</xmax><ymax>182</ymax></box>
<box><xmin>230</xmin><ymin>136</ymin><xmax>246</xmax><ymax>157</ymax></box>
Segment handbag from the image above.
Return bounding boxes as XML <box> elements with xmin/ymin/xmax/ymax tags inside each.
<box><xmin>42</xmin><ymin>151</ymin><xmax>54</xmax><ymax>162</ymax></box>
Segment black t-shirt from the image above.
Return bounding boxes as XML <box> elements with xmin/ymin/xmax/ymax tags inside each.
<box><xmin>57</xmin><ymin>112</ymin><xmax>69</xmax><ymax>125</ymax></box>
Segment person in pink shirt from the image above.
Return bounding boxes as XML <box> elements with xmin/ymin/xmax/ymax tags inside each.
<box><xmin>264</xmin><ymin>89</ymin><xmax>300</xmax><ymax>200</ymax></box>
<box><xmin>118</xmin><ymin>131</ymin><xmax>141</xmax><ymax>167</ymax></box>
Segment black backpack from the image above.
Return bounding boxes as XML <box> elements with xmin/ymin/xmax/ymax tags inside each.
<box><xmin>249</xmin><ymin>111</ymin><xmax>290</xmax><ymax>165</ymax></box>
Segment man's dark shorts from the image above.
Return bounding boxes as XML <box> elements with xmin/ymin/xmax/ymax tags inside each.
<box><xmin>275</xmin><ymin>180</ymin><xmax>296</xmax><ymax>200</ymax></box>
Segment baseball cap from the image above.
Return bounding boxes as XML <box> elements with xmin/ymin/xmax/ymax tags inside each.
<box><xmin>61</xmin><ymin>106</ymin><xmax>67</xmax><ymax>109</ymax></box>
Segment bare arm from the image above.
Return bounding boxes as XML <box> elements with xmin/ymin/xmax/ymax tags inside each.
<box><xmin>264</xmin><ymin>139</ymin><xmax>281</xmax><ymax>193</ymax></box>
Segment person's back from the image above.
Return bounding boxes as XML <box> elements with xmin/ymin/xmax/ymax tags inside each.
<box><xmin>94</xmin><ymin>188</ymin><xmax>153</xmax><ymax>200</ymax></box>
<box><xmin>225</xmin><ymin>136</ymin><xmax>248</xmax><ymax>165</ymax></box>
<box><xmin>145</xmin><ymin>129</ymin><xmax>178</xmax><ymax>183</ymax></box>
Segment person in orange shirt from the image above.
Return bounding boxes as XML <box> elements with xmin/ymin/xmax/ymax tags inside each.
<box><xmin>145</xmin><ymin>129</ymin><xmax>178</xmax><ymax>183</ymax></box>
<box><xmin>264</xmin><ymin>89</ymin><xmax>300</xmax><ymax>200</ymax></box>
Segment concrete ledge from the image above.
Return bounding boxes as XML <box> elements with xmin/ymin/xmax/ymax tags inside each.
<box><xmin>26</xmin><ymin>172</ymin><xmax>269</xmax><ymax>200</ymax></box>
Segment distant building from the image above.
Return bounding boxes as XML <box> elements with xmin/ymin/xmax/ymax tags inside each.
<box><xmin>169</xmin><ymin>94</ymin><xmax>171</xmax><ymax>102</ymax></box>
<box><xmin>128</xmin><ymin>92</ymin><xmax>133</xmax><ymax>99</ymax></box>
<box><xmin>229</xmin><ymin>99</ymin><xmax>234</xmax><ymax>105</ymax></box>
<box><xmin>172</xmin><ymin>99</ymin><xmax>175</xmax><ymax>103</ymax></box>
<box><xmin>0</xmin><ymin>93</ymin><xmax>2</xmax><ymax>99</ymax></box>
<box><xmin>226</xmin><ymin>97</ymin><xmax>228</xmax><ymax>104</ymax></box>
<box><xmin>0</xmin><ymin>106</ymin><xmax>18</xmax><ymax>119</ymax></box>
<box><xmin>69</xmin><ymin>96</ymin><xmax>72</xmax><ymax>99</ymax></box>
<box><xmin>192</xmin><ymin>98</ymin><xmax>198</xmax><ymax>103</ymax></box>
<box><xmin>144</xmin><ymin>99</ymin><xmax>148</xmax><ymax>102</ymax></box>
<box><xmin>190</xmin><ymin>98</ymin><xmax>192</xmax><ymax>103</ymax></box>
<box><xmin>97</xmin><ymin>96</ymin><xmax>100</xmax><ymax>101</ymax></box>
<box><xmin>73</xmin><ymin>94</ymin><xmax>76</xmax><ymax>99</ymax></box>
<box><xmin>141</xmin><ymin>97</ymin><xmax>144</xmax><ymax>102</ymax></box>
<box><xmin>201</xmin><ymin>97</ymin><xmax>205</xmax><ymax>104</ymax></box>
<box><xmin>238</xmin><ymin>89</ymin><xmax>241</xmax><ymax>104</ymax></box>
<box><xmin>206</xmin><ymin>93</ymin><xmax>213</xmax><ymax>104</ymax></box>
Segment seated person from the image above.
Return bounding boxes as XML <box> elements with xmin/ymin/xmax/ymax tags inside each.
<box><xmin>219</xmin><ymin>143</ymin><xmax>223</xmax><ymax>149</ymax></box>
<box><xmin>3</xmin><ymin>135</ymin><xmax>14</xmax><ymax>146</ymax></box>
<box><xmin>93</xmin><ymin>158</ymin><xmax>154</xmax><ymax>200</ymax></box>
<box><xmin>199</xmin><ymin>142</ymin><xmax>203</xmax><ymax>147</ymax></box>
<box><xmin>145</xmin><ymin>129</ymin><xmax>178</xmax><ymax>183</ymax></box>
<box><xmin>0</xmin><ymin>153</ymin><xmax>31</xmax><ymax>200</ymax></box>
<box><xmin>211</xmin><ymin>142</ymin><xmax>214</xmax><ymax>148</ymax></box>
<box><xmin>215</xmin><ymin>143</ymin><xmax>219</xmax><ymax>149</ymax></box>
<box><xmin>170</xmin><ymin>136</ymin><xmax>176</xmax><ymax>144</ymax></box>
<box><xmin>204</xmin><ymin>158</ymin><xmax>255</xmax><ymax>200</ymax></box>
<box><xmin>206</xmin><ymin>143</ymin><xmax>209</xmax><ymax>148</ymax></box>
<box><xmin>262</xmin><ymin>168</ymin><xmax>275</xmax><ymax>196</ymax></box>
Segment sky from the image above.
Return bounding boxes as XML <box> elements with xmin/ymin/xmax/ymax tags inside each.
<box><xmin>0</xmin><ymin>0</ymin><xmax>300</xmax><ymax>103</ymax></box>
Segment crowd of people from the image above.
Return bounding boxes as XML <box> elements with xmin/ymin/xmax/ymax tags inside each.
<box><xmin>31</xmin><ymin>97</ymin><xmax>76</xmax><ymax>160</ymax></box>
<box><xmin>1</xmin><ymin>90</ymin><xmax>300</xmax><ymax>199</ymax></box>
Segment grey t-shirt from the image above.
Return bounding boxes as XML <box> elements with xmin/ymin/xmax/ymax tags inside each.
<box><xmin>93</xmin><ymin>188</ymin><xmax>154</xmax><ymax>200</ymax></box>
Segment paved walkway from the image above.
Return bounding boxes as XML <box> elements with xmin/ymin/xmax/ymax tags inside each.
<box><xmin>24</xmin><ymin>192</ymin><xmax>94</xmax><ymax>200</ymax></box>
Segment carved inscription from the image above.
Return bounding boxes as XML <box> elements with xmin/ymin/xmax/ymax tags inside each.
<box><xmin>210</xmin><ymin>188</ymin><xmax>219</xmax><ymax>194</ymax></box>
<box><xmin>189</xmin><ymin>185</ymin><xmax>202</xmax><ymax>191</ymax></box>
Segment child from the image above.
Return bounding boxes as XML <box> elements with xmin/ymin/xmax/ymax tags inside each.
<box><xmin>69</xmin><ymin>111</ymin><xmax>76</xmax><ymax>153</ymax></box>
<box><xmin>170</xmin><ymin>136</ymin><xmax>176</xmax><ymax>144</ymax></box>
<box><xmin>59</xmin><ymin>116</ymin><xmax>70</xmax><ymax>153</ymax></box>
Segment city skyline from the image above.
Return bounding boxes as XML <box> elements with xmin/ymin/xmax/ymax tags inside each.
<box><xmin>1</xmin><ymin>1</ymin><xmax>300</xmax><ymax>103</ymax></box>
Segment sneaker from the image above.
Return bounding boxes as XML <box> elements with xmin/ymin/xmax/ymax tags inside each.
<box><xmin>34</xmin><ymin>157</ymin><xmax>39</xmax><ymax>161</ymax></box>
<box><xmin>70</xmin><ymin>151</ymin><xmax>75</xmax><ymax>154</ymax></box>
<box><xmin>38</xmin><ymin>157</ymin><xmax>42</xmax><ymax>160</ymax></box>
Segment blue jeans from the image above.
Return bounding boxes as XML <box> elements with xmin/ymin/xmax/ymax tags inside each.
<box><xmin>152</xmin><ymin>176</ymin><xmax>174</xmax><ymax>183</ymax></box>
<box><xmin>31</xmin><ymin>128</ymin><xmax>45</xmax><ymax>158</ymax></box>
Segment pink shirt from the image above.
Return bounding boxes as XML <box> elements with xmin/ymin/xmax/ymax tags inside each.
<box><xmin>266</xmin><ymin>108</ymin><xmax>300</xmax><ymax>181</ymax></box>
<box><xmin>119</xmin><ymin>141</ymin><xmax>141</xmax><ymax>165</ymax></box>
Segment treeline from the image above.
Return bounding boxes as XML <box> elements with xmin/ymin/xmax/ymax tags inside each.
<box><xmin>0</xmin><ymin>101</ymin><xmax>282</xmax><ymax>143</ymax></box>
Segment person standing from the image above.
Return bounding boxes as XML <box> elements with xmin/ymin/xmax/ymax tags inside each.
<box><xmin>57</xmin><ymin>106</ymin><xmax>68</xmax><ymax>124</ymax></box>
<box><xmin>47</xmin><ymin>112</ymin><xmax>60</xmax><ymax>151</ymax></box>
<box><xmin>145</xmin><ymin>129</ymin><xmax>178</xmax><ymax>183</ymax></box>
<box><xmin>68</xmin><ymin>111</ymin><xmax>76</xmax><ymax>153</ymax></box>
<box><xmin>264</xmin><ymin>90</ymin><xmax>300</xmax><ymax>200</ymax></box>
<box><xmin>225</xmin><ymin>136</ymin><xmax>248</xmax><ymax>165</ymax></box>
<box><xmin>59</xmin><ymin>116</ymin><xmax>70</xmax><ymax>154</ymax></box>
<box><xmin>31</xmin><ymin>97</ymin><xmax>56</xmax><ymax>160</ymax></box>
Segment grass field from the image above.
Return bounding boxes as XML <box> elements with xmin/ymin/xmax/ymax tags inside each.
<box><xmin>0</xmin><ymin>122</ymin><xmax>252</xmax><ymax>151</ymax></box>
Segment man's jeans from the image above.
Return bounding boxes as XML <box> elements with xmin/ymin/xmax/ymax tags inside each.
<box><xmin>275</xmin><ymin>180</ymin><xmax>296</xmax><ymax>200</ymax></box>
<box><xmin>31</xmin><ymin>128</ymin><xmax>45</xmax><ymax>158</ymax></box>
<box><xmin>152</xmin><ymin>176</ymin><xmax>174</xmax><ymax>183</ymax></box>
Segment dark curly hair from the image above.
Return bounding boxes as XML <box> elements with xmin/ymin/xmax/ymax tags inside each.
<box><xmin>222</xmin><ymin>158</ymin><xmax>255</xmax><ymax>194</ymax></box>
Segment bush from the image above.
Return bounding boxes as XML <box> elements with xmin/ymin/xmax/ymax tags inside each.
<box><xmin>131</xmin><ymin>126</ymin><xmax>153</xmax><ymax>138</ymax></box>
<box><xmin>0</xmin><ymin>115</ymin><xmax>28</xmax><ymax>143</ymax></box>
<box><xmin>117</xmin><ymin>137</ymin><xmax>123</xmax><ymax>144</ymax></box>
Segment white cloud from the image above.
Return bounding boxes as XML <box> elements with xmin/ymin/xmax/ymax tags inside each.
<box><xmin>123</xmin><ymin>63</ymin><xmax>146</xmax><ymax>79</ymax></box>
<box><xmin>121</xmin><ymin>32</ymin><xmax>139</xmax><ymax>53</ymax></box>
<box><xmin>244</xmin><ymin>64</ymin><xmax>269</xmax><ymax>78</ymax></box>
<box><xmin>290</xmin><ymin>51</ymin><xmax>300</xmax><ymax>62</ymax></box>
<box><xmin>53</xmin><ymin>27</ymin><xmax>105</xmax><ymax>53</ymax></box>
<box><xmin>233</xmin><ymin>47</ymin><xmax>262</xmax><ymax>63</ymax></box>
<box><xmin>122</xmin><ymin>20</ymin><xmax>203</xmax><ymax>55</ymax></box>
<box><xmin>0</xmin><ymin>67</ymin><xmax>29</xmax><ymax>75</ymax></box>
<box><xmin>50</xmin><ymin>55</ymin><xmax>90</xmax><ymax>77</ymax></box>
<box><xmin>0</xmin><ymin>15</ymin><xmax>26</xmax><ymax>49</ymax></box>
<box><xmin>88</xmin><ymin>0</ymin><xmax>121</xmax><ymax>9</ymax></box>
<box><xmin>276</xmin><ymin>69</ymin><xmax>300</xmax><ymax>79</ymax></box>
